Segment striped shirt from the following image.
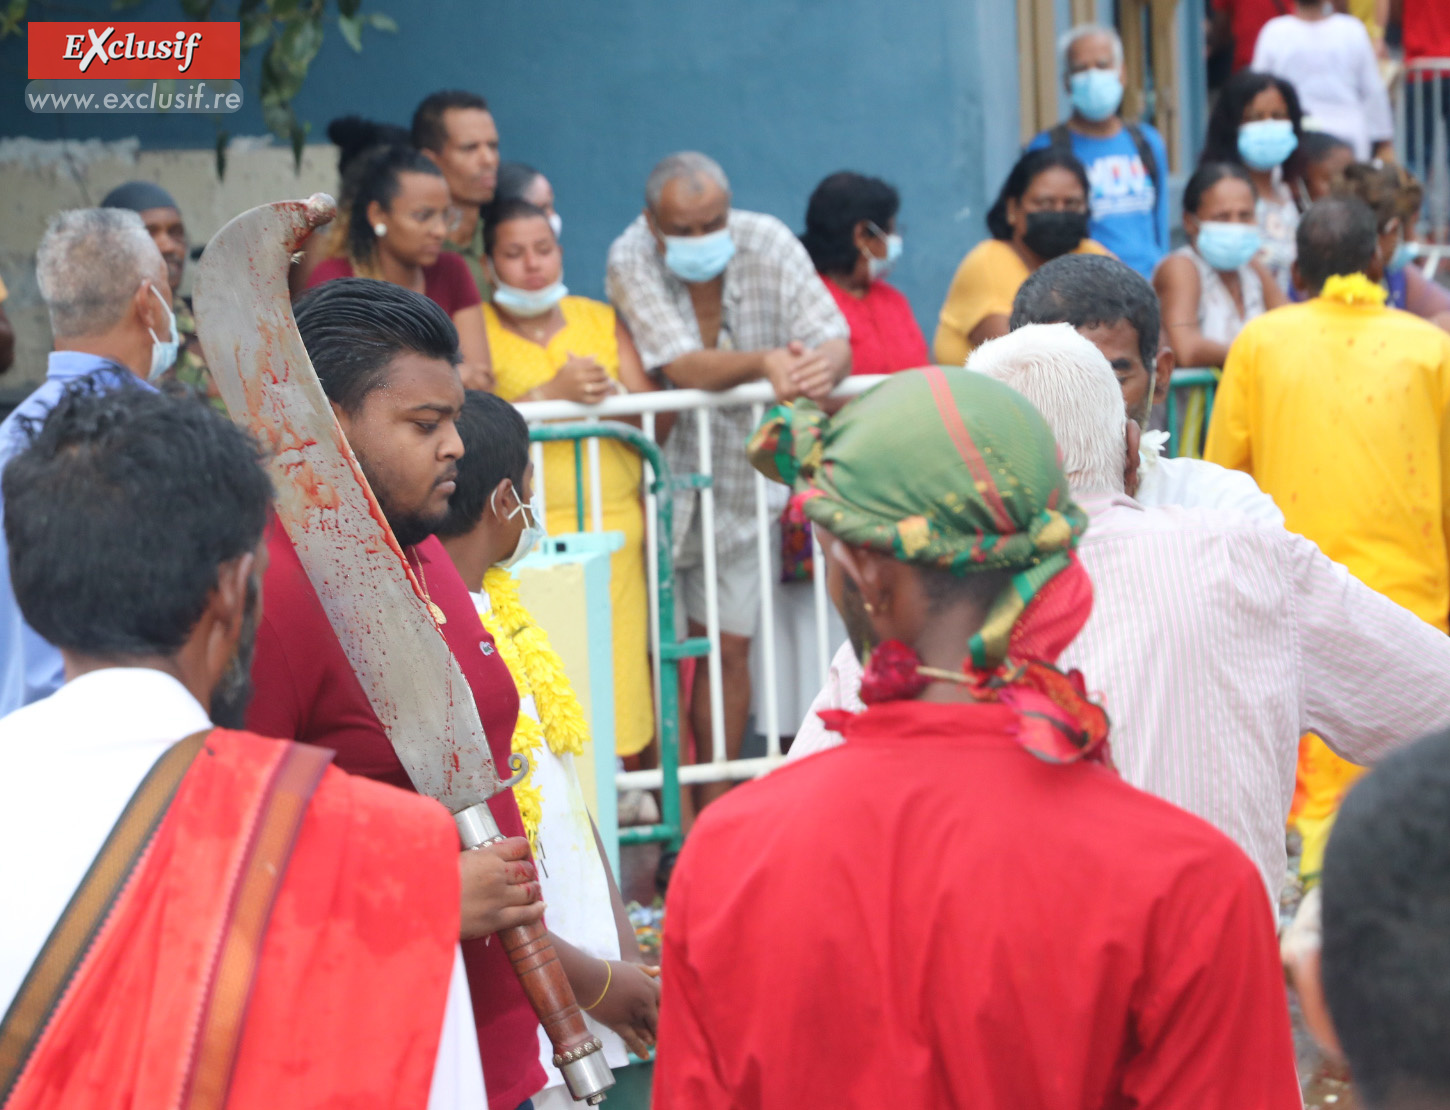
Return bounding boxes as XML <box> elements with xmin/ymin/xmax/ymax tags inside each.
<box><xmin>790</xmin><ymin>492</ymin><xmax>1450</xmax><ymax>899</ymax></box>
<box><xmin>605</xmin><ymin>210</ymin><xmax>848</xmax><ymax>556</ymax></box>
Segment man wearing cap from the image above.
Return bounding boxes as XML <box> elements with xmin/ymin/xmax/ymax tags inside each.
<box><xmin>651</xmin><ymin>367</ymin><xmax>1300</xmax><ymax>1108</ymax></box>
<box><xmin>101</xmin><ymin>181</ymin><xmax>212</xmax><ymax>402</ymax></box>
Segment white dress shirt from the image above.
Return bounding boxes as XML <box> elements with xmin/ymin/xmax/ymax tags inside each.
<box><xmin>1135</xmin><ymin>432</ymin><xmax>1284</xmax><ymax>526</ymax></box>
<box><xmin>0</xmin><ymin>668</ymin><xmax>485</xmax><ymax>1108</ymax></box>
<box><xmin>790</xmin><ymin>495</ymin><xmax>1450</xmax><ymax>900</ymax></box>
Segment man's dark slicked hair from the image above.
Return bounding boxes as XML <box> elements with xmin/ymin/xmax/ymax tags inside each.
<box><xmin>1010</xmin><ymin>254</ymin><xmax>1160</xmax><ymax>369</ymax></box>
<box><xmin>294</xmin><ymin>278</ymin><xmax>460</xmax><ymax>415</ymax></box>
<box><xmin>411</xmin><ymin>90</ymin><xmax>489</xmax><ymax>153</ymax></box>
<box><xmin>436</xmin><ymin>390</ymin><xmax>530</xmax><ymax>539</ymax></box>
<box><xmin>4</xmin><ymin>380</ymin><xmax>272</xmax><ymax>657</ymax></box>
<box><xmin>1322</xmin><ymin>728</ymin><xmax>1450</xmax><ymax>1108</ymax></box>
<box><xmin>1296</xmin><ymin>197</ymin><xmax>1378</xmax><ymax>294</ymax></box>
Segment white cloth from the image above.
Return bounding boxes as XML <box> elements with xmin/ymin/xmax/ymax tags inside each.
<box><xmin>469</xmin><ymin>591</ymin><xmax>629</xmax><ymax>1091</ymax></box>
<box><xmin>1252</xmin><ymin>13</ymin><xmax>1394</xmax><ymax>160</ymax></box>
<box><xmin>789</xmin><ymin>496</ymin><xmax>1450</xmax><ymax>901</ymax></box>
<box><xmin>1255</xmin><ymin>172</ymin><xmax>1300</xmax><ymax>294</ymax></box>
<box><xmin>1135</xmin><ymin>431</ymin><xmax>1284</xmax><ymax>526</ymax></box>
<box><xmin>1170</xmin><ymin>244</ymin><xmax>1267</xmax><ymax>352</ymax></box>
<box><xmin>0</xmin><ymin>668</ymin><xmax>485</xmax><ymax>1109</ymax></box>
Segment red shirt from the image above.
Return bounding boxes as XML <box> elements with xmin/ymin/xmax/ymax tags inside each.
<box><xmin>655</xmin><ymin>700</ymin><xmax>1301</xmax><ymax>1110</ymax></box>
<box><xmin>1213</xmin><ymin>0</ymin><xmax>1284</xmax><ymax>72</ymax></box>
<box><xmin>306</xmin><ymin>252</ymin><xmax>482</xmax><ymax>317</ymax></box>
<box><xmin>824</xmin><ymin>277</ymin><xmax>931</xmax><ymax>376</ymax></box>
<box><xmin>248</xmin><ymin>525</ymin><xmax>545</xmax><ymax>1110</ymax></box>
<box><xmin>1405</xmin><ymin>0</ymin><xmax>1450</xmax><ymax>65</ymax></box>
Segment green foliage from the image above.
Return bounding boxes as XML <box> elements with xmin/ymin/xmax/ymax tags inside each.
<box><xmin>1</xmin><ymin>0</ymin><xmax>398</xmax><ymax>175</ymax></box>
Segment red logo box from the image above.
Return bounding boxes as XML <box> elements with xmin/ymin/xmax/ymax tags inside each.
<box><xmin>28</xmin><ymin>22</ymin><xmax>241</xmax><ymax>80</ymax></box>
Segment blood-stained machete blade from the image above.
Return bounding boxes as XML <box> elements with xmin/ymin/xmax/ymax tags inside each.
<box><xmin>192</xmin><ymin>195</ymin><xmax>501</xmax><ymax>811</ymax></box>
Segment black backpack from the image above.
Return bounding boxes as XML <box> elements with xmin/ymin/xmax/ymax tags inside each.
<box><xmin>1048</xmin><ymin>121</ymin><xmax>1164</xmax><ymax>250</ymax></box>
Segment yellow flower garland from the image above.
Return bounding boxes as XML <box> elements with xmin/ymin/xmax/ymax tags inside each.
<box><xmin>479</xmin><ymin>567</ymin><xmax>590</xmax><ymax>850</ymax></box>
<box><xmin>1321</xmin><ymin>273</ymin><xmax>1388</xmax><ymax>307</ymax></box>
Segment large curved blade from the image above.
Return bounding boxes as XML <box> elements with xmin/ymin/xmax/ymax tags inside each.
<box><xmin>192</xmin><ymin>195</ymin><xmax>500</xmax><ymax>811</ymax></box>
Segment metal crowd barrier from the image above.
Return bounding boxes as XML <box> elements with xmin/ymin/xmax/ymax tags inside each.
<box><xmin>1164</xmin><ymin>368</ymin><xmax>1219</xmax><ymax>460</ymax></box>
<box><xmin>1395</xmin><ymin>57</ymin><xmax>1450</xmax><ymax>242</ymax></box>
<box><xmin>516</xmin><ymin>375</ymin><xmax>886</xmax><ymax>850</ymax></box>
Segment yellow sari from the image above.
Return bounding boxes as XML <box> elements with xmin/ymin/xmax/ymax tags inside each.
<box><xmin>487</xmin><ymin>296</ymin><xmax>655</xmax><ymax>756</ymax></box>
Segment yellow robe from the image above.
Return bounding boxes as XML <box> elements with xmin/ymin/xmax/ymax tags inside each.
<box><xmin>1206</xmin><ymin>296</ymin><xmax>1450</xmax><ymax>877</ymax></box>
<box><xmin>487</xmin><ymin>296</ymin><xmax>655</xmax><ymax>757</ymax></box>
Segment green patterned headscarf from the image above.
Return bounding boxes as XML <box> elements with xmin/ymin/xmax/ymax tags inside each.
<box><xmin>748</xmin><ymin>366</ymin><xmax>1088</xmax><ymax>668</ymax></box>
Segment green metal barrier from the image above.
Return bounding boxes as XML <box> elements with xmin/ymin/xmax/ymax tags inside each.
<box><xmin>1164</xmin><ymin>368</ymin><xmax>1220</xmax><ymax>459</ymax></box>
<box><xmin>528</xmin><ymin>420</ymin><xmax>706</xmax><ymax>854</ymax></box>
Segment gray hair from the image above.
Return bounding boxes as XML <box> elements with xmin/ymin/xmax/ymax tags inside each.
<box><xmin>645</xmin><ymin>152</ymin><xmax>731</xmax><ymax>212</ymax></box>
<box><xmin>36</xmin><ymin>208</ymin><xmax>161</xmax><ymax>340</ymax></box>
<box><xmin>1059</xmin><ymin>23</ymin><xmax>1123</xmax><ymax>72</ymax></box>
<box><xmin>966</xmin><ymin>323</ymin><xmax>1127</xmax><ymax>494</ymax></box>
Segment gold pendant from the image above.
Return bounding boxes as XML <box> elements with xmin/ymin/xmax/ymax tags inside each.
<box><xmin>428</xmin><ymin>601</ymin><xmax>447</xmax><ymax>625</ymax></box>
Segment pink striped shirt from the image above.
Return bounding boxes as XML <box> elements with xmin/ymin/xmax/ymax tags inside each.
<box><xmin>790</xmin><ymin>492</ymin><xmax>1450</xmax><ymax>899</ymax></box>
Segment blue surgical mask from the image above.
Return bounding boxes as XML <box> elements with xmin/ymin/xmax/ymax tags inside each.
<box><xmin>865</xmin><ymin>223</ymin><xmax>903</xmax><ymax>281</ymax></box>
<box><xmin>1194</xmin><ymin>221</ymin><xmax>1263</xmax><ymax>272</ymax></box>
<box><xmin>664</xmin><ymin>227</ymin><xmax>735</xmax><ymax>283</ymax></box>
<box><xmin>495</xmin><ymin>486</ymin><xmax>546</xmax><ymax>569</ymax></box>
<box><xmin>1388</xmin><ymin>238</ymin><xmax>1418</xmax><ymax>274</ymax></box>
<box><xmin>1069</xmin><ymin>68</ymin><xmax>1124</xmax><ymax>123</ymax></box>
<box><xmin>1237</xmin><ymin>119</ymin><xmax>1298</xmax><ymax>171</ymax></box>
<box><xmin>147</xmin><ymin>284</ymin><xmax>179</xmax><ymax>381</ymax></box>
<box><xmin>493</xmin><ymin>275</ymin><xmax>568</xmax><ymax>318</ymax></box>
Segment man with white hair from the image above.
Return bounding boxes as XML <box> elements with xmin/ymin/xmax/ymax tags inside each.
<box><xmin>792</xmin><ymin>322</ymin><xmax>1450</xmax><ymax>901</ymax></box>
<box><xmin>606</xmin><ymin>151</ymin><xmax>849</xmax><ymax>821</ymax></box>
<box><xmin>1026</xmin><ymin>24</ymin><xmax>1169</xmax><ymax>279</ymax></box>
<box><xmin>0</xmin><ymin>208</ymin><xmax>178</xmax><ymax>716</ymax></box>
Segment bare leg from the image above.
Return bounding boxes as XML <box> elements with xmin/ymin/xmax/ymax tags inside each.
<box><xmin>689</xmin><ymin>622</ymin><xmax>753</xmax><ymax>813</ymax></box>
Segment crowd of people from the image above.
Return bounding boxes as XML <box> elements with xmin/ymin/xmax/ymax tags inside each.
<box><xmin>4</xmin><ymin>3</ymin><xmax>1450</xmax><ymax>1108</ymax></box>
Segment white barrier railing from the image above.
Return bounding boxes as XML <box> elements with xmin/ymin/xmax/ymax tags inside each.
<box><xmin>516</xmin><ymin>376</ymin><xmax>887</xmax><ymax>792</ymax></box>
<box><xmin>1395</xmin><ymin>58</ymin><xmax>1450</xmax><ymax>242</ymax></box>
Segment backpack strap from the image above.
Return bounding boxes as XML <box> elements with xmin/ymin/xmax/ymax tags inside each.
<box><xmin>1125</xmin><ymin>122</ymin><xmax>1165</xmax><ymax>249</ymax></box>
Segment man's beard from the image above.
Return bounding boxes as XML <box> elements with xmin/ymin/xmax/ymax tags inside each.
<box><xmin>839</xmin><ymin>575</ymin><xmax>877</xmax><ymax>663</ymax></box>
<box><xmin>387</xmin><ymin>507</ymin><xmax>446</xmax><ymax>549</ymax></box>
<box><xmin>211</xmin><ymin>575</ymin><xmax>260</xmax><ymax>729</ymax></box>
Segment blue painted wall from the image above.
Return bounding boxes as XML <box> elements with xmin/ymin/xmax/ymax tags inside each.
<box><xmin>1</xmin><ymin>0</ymin><xmax>1027</xmax><ymax>331</ymax></box>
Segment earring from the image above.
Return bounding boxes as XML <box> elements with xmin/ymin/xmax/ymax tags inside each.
<box><xmin>373</xmin><ymin>222</ymin><xmax>387</xmax><ymax>238</ymax></box>
<box><xmin>864</xmin><ymin>602</ymin><xmax>876</xmax><ymax>614</ymax></box>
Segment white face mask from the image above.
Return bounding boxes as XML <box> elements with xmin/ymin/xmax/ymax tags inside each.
<box><xmin>493</xmin><ymin>484</ymin><xmax>546</xmax><ymax>568</ymax></box>
<box><xmin>147</xmin><ymin>284</ymin><xmax>179</xmax><ymax>381</ymax></box>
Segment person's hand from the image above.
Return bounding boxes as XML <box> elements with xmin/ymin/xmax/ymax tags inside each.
<box><xmin>588</xmin><ymin>960</ymin><xmax>661</xmax><ymax>1058</ymax></box>
<box><xmin>788</xmin><ymin>344</ymin><xmax>835</xmax><ymax>403</ymax></box>
<box><xmin>548</xmin><ymin>353</ymin><xmax>613</xmax><ymax>404</ymax></box>
<box><xmin>461</xmin><ymin>362</ymin><xmax>496</xmax><ymax>392</ymax></box>
<box><xmin>458</xmin><ymin>837</ymin><xmax>545</xmax><ymax>940</ymax></box>
<box><xmin>762</xmin><ymin>344</ymin><xmax>807</xmax><ymax>402</ymax></box>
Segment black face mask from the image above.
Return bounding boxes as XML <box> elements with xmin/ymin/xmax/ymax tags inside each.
<box><xmin>1022</xmin><ymin>210</ymin><xmax>1090</xmax><ymax>261</ymax></box>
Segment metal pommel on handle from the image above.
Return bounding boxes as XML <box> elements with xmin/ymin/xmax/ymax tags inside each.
<box><xmin>453</xmin><ymin>768</ymin><xmax>615</xmax><ymax>1105</ymax></box>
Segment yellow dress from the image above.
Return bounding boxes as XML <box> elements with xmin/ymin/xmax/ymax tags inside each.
<box><xmin>933</xmin><ymin>238</ymin><xmax>1113</xmax><ymax>365</ymax></box>
<box><xmin>1206</xmin><ymin>291</ymin><xmax>1450</xmax><ymax>879</ymax></box>
<box><xmin>487</xmin><ymin>296</ymin><xmax>655</xmax><ymax>756</ymax></box>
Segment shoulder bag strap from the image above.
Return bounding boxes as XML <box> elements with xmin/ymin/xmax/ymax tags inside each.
<box><xmin>0</xmin><ymin>729</ymin><xmax>211</xmax><ymax>1101</ymax></box>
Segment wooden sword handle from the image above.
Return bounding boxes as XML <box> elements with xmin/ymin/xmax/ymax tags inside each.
<box><xmin>497</xmin><ymin>919</ymin><xmax>601</xmax><ymax>1061</ymax></box>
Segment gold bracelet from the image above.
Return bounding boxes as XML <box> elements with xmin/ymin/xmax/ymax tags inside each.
<box><xmin>583</xmin><ymin>960</ymin><xmax>613</xmax><ymax>1011</ymax></box>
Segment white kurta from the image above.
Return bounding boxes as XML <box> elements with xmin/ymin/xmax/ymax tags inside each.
<box><xmin>0</xmin><ymin>667</ymin><xmax>485</xmax><ymax>1110</ymax></box>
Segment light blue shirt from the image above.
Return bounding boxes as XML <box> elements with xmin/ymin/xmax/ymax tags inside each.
<box><xmin>0</xmin><ymin>352</ymin><xmax>150</xmax><ymax>717</ymax></box>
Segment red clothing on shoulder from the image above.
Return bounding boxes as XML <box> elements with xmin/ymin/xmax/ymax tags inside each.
<box><xmin>655</xmin><ymin>700</ymin><xmax>1300</xmax><ymax>1110</ymax></box>
<box><xmin>824</xmin><ymin>276</ymin><xmax>931</xmax><ymax>375</ymax></box>
<box><xmin>306</xmin><ymin>252</ymin><xmax>482</xmax><ymax>316</ymax></box>
<box><xmin>248</xmin><ymin>524</ymin><xmax>545</xmax><ymax>1110</ymax></box>
<box><xmin>1405</xmin><ymin>0</ymin><xmax>1450</xmax><ymax>64</ymax></box>
<box><xmin>1213</xmin><ymin>0</ymin><xmax>1281</xmax><ymax>71</ymax></box>
<box><xmin>7</xmin><ymin>730</ymin><xmax>459</xmax><ymax>1110</ymax></box>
